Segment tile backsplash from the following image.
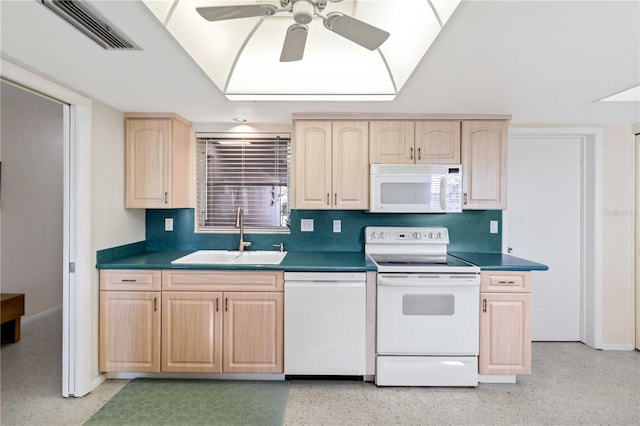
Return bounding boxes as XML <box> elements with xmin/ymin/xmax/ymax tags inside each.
<box><xmin>146</xmin><ymin>209</ymin><xmax>502</xmax><ymax>253</ymax></box>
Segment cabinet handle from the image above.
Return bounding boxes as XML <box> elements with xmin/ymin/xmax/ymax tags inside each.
<box><xmin>463</xmin><ymin>193</ymin><xmax>468</xmax><ymax>205</ymax></box>
<box><xmin>216</xmin><ymin>298</ymin><xmax>219</xmax><ymax>312</ymax></box>
<box><xmin>410</xmin><ymin>147</ymin><xmax>414</xmax><ymax>160</ymax></box>
<box><xmin>326</xmin><ymin>193</ymin><xmax>330</xmax><ymax>206</ymax></box>
<box><xmin>164</xmin><ymin>192</ymin><xmax>168</xmax><ymax>204</ymax></box>
<box><xmin>225</xmin><ymin>298</ymin><xmax>228</xmax><ymax>312</ymax></box>
<box><xmin>482</xmin><ymin>299</ymin><xmax>487</xmax><ymax>313</ymax></box>
<box><xmin>334</xmin><ymin>193</ymin><xmax>337</xmax><ymax>205</ymax></box>
<box><xmin>121</xmin><ymin>279</ymin><xmax>137</xmax><ymax>283</ymax></box>
<box><xmin>154</xmin><ymin>297</ymin><xmax>158</xmax><ymax>312</ymax></box>
<box><xmin>498</xmin><ymin>280</ymin><xmax>516</xmax><ymax>284</ymax></box>
<box><xmin>417</xmin><ymin>147</ymin><xmax>421</xmax><ymax>160</ymax></box>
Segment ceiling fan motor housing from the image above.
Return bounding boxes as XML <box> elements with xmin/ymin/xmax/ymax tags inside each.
<box><xmin>292</xmin><ymin>0</ymin><xmax>314</xmax><ymax>24</ymax></box>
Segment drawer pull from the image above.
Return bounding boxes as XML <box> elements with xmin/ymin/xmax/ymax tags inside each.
<box><xmin>498</xmin><ymin>280</ymin><xmax>517</xmax><ymax>284</ymax></box>
<box><xmin>121</xmin><ymin>279</ymin><xmax>137</xmax><ymax>283</ymax></box>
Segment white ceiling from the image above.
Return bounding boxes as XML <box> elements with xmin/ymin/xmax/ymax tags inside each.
<box><xmin>1</xmin><ymin>0</ymin><xmax>638</xmax><ymax>125</ymax></box>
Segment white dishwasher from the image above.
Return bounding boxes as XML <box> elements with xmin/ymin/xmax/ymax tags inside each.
<box><xmin>284</xmin><ymin>272</ymin><xmax>366</xmax><ymax>376</ymax></box>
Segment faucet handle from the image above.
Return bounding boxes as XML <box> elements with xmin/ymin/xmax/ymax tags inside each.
<box><xmin>273</xmin><ymin>243</ymin><xmax>284</xmax><ymax>252</ymax></box>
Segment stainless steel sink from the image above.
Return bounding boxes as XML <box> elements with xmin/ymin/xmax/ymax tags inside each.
<box><xmin>171</xmin><ymin>250</ymin><xmax>287</xmax><ymax>265</ymax></box>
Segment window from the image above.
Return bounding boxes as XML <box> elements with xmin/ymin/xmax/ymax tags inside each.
<box><xmin>196</xmin><ymin>133</ymin><xmax>290</xmax><ymax>233</ymax></box>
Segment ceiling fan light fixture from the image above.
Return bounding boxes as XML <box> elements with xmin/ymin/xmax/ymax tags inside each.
<box><xmin>292</xmin><ymin>1</ymin><xmax>314</xmax><ymax>24</ymax></box>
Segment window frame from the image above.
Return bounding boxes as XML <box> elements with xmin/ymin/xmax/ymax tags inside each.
<box><xmin>195</xmin><ymin>132</ymin><xmax>291</xmax><ymax>234</ymax></box>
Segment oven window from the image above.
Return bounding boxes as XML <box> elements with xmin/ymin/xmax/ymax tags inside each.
<box><xmin>402</xmin><ymin>294</ymin><xmax>455</xmax><ymax>316</ymax></box>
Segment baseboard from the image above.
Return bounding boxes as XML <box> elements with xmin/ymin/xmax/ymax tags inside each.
<box><xmin>106</xmin><ymin>372</ymin><xmax>286</xmax><ymax>381</ymax></box>
<box><xmin>600</xmin><ymin>343</ymin><xmax>636</xmax><ymax>351</ymax></box>
<box><xmin>22</xmin><ymin>305</ymin><xmax>62</xmax><ymax>324</ymax></box>
<box><xmin>478</xmin><ymin>374</ymin><xmax>516</xmax><ymax>384</ymax></box>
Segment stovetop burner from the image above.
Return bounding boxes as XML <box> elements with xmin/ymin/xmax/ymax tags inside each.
<box><xmin>365</xmin><ymin>226</ymin><xmax>480</xmax><ymax>274</ymax></box>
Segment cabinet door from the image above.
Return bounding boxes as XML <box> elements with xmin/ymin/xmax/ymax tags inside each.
<box><xmin>99</xmin><ymin>291</ymin><xmax>160</xmax><ymax>372</ymax></box>
<box><xmin>294</xmin><ymin>121</ymin><xmax>332</xmax><ymax>209</ymax></box>
<box><xmin>125</xmin><ymin>118</ymin><xmax>171</xmax><ymax>208</ymax></box>
<box><xmin>461</xmin><ymin>120</ymin><xmax>508</xmax><ymax>209</ymax></box>
<box><xmin>223</xmin><ymin>292</ymin><xmax>283</xmax><ymax>373</ymax></box>
<box><xmin>479</xmin><ymin>292</ymin><xmax>531</xmax><ymax>375</ymax></box>
<box><xmin>162</xmin><ymin>292</ymin><xmax>223</xmax><ymax>372</ymax></box>
<box><xmin>415</xmin><ymin>121</ymin><xmax>461</xmax><ymax>164</ymax></box>
<box><xmin>369</xmin><ymin>121</ymin><xmax>415</xmax><ymax>164</ymax></box>
<box><xmin>332</xmin><ymin>121</ymin><xmax>369</xmax><ymax>209</ymax></box>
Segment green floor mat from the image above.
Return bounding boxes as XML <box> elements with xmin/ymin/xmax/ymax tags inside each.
<box><xmin>85</xmin><ymin>379</ymin><xmax>289</xmax><ymax>426</ymax></box>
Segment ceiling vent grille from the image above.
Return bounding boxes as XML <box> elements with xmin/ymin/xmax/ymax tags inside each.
<box><xmin>40</xmin><ymin>0</ymin><xmax>139</xmax><ymax>50</ymax></box>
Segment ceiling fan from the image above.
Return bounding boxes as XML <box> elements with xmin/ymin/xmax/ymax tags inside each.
<box><xmin>196</xmin><ymin>0</ymin><xmax>390</xmax><ymax>62</ymax></box>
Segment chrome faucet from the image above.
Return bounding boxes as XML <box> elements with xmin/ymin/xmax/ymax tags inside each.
<box><xmin>235</xmin><ymin>207</ymin><xmax>251</xmax><ymax>252</ymax></box>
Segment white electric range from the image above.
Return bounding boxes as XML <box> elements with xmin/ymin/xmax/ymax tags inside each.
<box><xmin>365</xmin><ymin>226</ymin><xmax>481</xmax><ymax>387</ymax></box>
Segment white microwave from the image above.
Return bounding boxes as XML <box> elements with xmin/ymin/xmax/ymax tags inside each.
<box><xmin>369</xmin><ymin>164</ymin><xmax>463</xmax><ymax>213</ymax></box>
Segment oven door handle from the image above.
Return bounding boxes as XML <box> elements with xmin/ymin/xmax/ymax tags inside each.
<box><xmin>378</xmin><ymin>276</ymin><xmax>480</xmax><ymax>287</ymax></box>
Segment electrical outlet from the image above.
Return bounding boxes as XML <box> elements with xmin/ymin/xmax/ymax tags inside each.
<box><xmin>333</xmin><ymin>220</ymin><xmax>341</xmax><ymax>233</ymax></box>
<box><xmin>301</xmin><ymin>219</ymin><xmax>314</xmax><ymax>232</ymax></box>
<box><xmin>490</xmin><ymin>220</ymin><xmax>499</xmax><ymax>234</ymax></box>
<box><xmin>165</xmin><ymin>218</ymin><xmax>174</xmax><ymax>232</ymax></box>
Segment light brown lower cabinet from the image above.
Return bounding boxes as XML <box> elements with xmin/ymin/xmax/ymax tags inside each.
<box><xmin>99</xmin><ymin>269</ymin><xmax>284</xmax><ymax>374</ymax></box>
<box><xmin>99</xmin><ymin>290</ymin><xmax>161</xmax><ymax>372</ymax></box>
<box><xmin>479</xmin><ymin>271</ymin><xmax>532</xmax><ymax>375</ymax></box>
<box><xmin>162</xmin><ymin>291</ymin><xmax>283</xmax><ymax>373</ymax></box>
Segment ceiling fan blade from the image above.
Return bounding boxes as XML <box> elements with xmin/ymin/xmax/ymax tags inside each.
<box><xmin>196</xmin><ymin>4</ymin><xmax>278</xmax><ymax>22</ymax></box>
<box><xmin>280</xmin><ymin>24</ymin><xmax>308</xmax><ymax>62</ymax></box>
<box><xmin>323</xmin><ymin>12</ymin><xmax>390</xmax><ymax>51</ymax></box>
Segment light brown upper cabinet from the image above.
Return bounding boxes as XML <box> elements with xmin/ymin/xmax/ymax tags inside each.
<box><xmin>370</xmin><ymin>120</ymin><xmax>461</xmax><ymax>164</ymax></box>
<box><xmin>369</xmin><ymin>120</ymin><xmax>415</xmax><ymax>164</ymax></box>
<box><xmin>415</xmin><ymin>121</ymin><xmax>461</xmax><ymax>164</ymax></box>
<box><xmin>125</xmin><ymin>113</ymin><xmax>191</xmax><ymax>209</ymax></box>
<box><xmin>294</xmin><ymin>120</ymin><xmax>369</xmax><ymax>209</ymax></box>
<box><xmin>461</xmin><ymin>120</ymin><xmax>508</xmax><ymax>210</ymax></box>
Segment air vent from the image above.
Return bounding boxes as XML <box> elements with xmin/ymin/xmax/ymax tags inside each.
<box><xmin>40</xmin><ymin>0</ymin><xmax>138</xmax><ymax>50</ymax></box>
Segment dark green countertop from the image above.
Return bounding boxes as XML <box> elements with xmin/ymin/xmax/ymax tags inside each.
<box><xmin>451</xmin><ymin>252</ymin><xmax>549</xmax><ymax>271</ymax></box>
<box><xmin>96</xmin><ymin>250</ymin><xmax>377</xmax><ymax>272</ymax></box>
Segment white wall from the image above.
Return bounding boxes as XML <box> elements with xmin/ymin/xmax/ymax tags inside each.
<box><xmin>601</xmin><ymin>125</ymin><xmax>635</xmax><ymax>346</ymax></box>
<box><xmin>90</xmin><ymin>99</ymin><xmax>146</xmax><ymax>377</ymax></box>
<box><xmin>0</xmin><ymin>82</ymin><xmax>64</xmax><ymax>318</ymax></box>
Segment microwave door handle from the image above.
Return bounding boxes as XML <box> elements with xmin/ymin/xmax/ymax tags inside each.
<box><xmin>440</xmin><ymin>176</ymin><xmax>447</xmax><ymax>211</ymax></box>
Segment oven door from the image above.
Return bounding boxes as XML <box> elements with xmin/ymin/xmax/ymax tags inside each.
<box><xmin>377</xmin><ymin>273</ymin><xmax>480</xmax><ymax>355</ymax></box>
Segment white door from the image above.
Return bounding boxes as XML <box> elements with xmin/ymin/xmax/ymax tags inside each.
<box><xmin>506</xmin><ymin>136</ymin><xmax>582</xmax><ymax>341</ymax></box>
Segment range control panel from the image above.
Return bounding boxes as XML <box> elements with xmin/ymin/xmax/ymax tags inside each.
<box><xmin>365</xmin><ymin>227</ymin><xmax>449</xmax><ymax>244</ymax></box>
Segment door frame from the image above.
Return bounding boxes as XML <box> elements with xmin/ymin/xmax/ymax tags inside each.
<box><xmin>1</xmin><ymin>57</ymin><xmax>96</xmax><ymax>396</ymax></box>
<box><xmin>506</xmin><ymin>127</ymin><xmax>603</xmax><ymax>349</ymax></box>
<box><xmin>633</xmin><ymin>123</ymin><xmax>640</xmax><ymax>350</ymax></box>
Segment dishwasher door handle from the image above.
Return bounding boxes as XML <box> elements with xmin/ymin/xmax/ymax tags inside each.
<box><xmin>285</xmin><ymin>281</ymin><xmax>365</xmax><ymax>288</ymax></box>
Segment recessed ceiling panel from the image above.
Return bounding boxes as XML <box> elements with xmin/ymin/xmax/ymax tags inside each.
<box><xmin>142</xmin><ymin>0</ymin><xmax>461</xmax><ymax>101</ymax></box>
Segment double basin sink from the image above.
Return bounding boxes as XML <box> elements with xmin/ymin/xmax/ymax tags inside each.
<box><xmin>171</xmin><ymin>250</ymin><xmax>287</xmax><ymax>265</ymax></box>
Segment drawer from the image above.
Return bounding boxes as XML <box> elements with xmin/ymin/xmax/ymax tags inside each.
<box><xmin>100</xmin><ymin>270</ymin><xmax>161</xmax><ymax>291</ymax></box>
<box><xmin>481</xmin><ymin>271</ymin><xmax>531</xmax><ymax>293</ymax></box>
<box><xmin>162</xmin><ymin>270</ymin><xmax>284</xmax><ymax>292</ymax></box>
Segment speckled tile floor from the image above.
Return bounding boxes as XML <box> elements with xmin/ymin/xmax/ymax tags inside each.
<box><xmin>1</xmin><ymin>310</ymin><xmax>638</xmax><ymax>425</ymax></box>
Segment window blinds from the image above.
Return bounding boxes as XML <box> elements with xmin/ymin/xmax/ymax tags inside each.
<box><xmin>196</xmin><ymin>133</ymin><xmax>290</xmax><ymax>233</ymax></box>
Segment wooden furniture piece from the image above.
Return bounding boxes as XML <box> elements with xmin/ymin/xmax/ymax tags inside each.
<box><xmin>479</xmin><ymin>271</ymin><xmax>532</xmax><ymax>375</ymax></box>
<box><xmin>461</xmin><ymin>120</ymin><xmax>508</xmax><ymax>209</ymax></box>
<box><xmin>1</xmin><ymin>293</ymin><xmax>25</xmax><ymax>343</ymax></box>
<box><xmin>124</xmin><ymin>113</ymin><xmax>191</xmax><ymax>209</ymax></box>
<box><xmin>293</xmin><ymin>120</ymin><xmax>369</xmax><ymax>209</ymax></box>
